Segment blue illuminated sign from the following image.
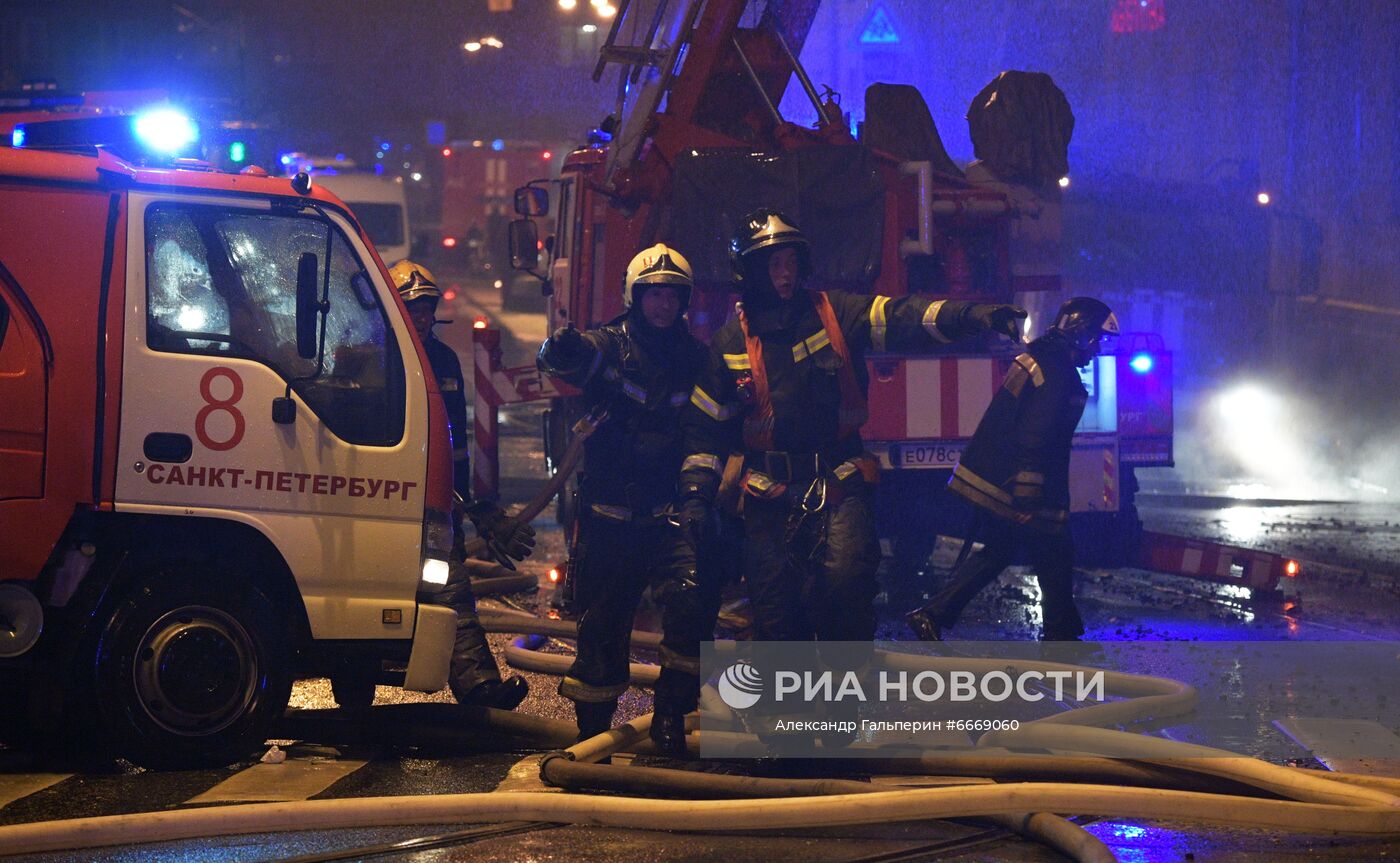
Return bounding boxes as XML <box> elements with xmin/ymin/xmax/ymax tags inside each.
<box><xmin>859</xmin><ymin>4</ymin><xmax>901</xmax><ymax>45</ymax></box>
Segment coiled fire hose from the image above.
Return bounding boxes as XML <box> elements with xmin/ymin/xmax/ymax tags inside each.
<box><xmin>8</xmin><ymin>609</ymin><xmax>1400</xmax><ymax>859</ymax></box>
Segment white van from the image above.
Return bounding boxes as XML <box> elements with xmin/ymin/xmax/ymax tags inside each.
<box><xmin>312</xmin><ymin>171</ymin><xmax>412</xmax><ymax>265</ymax></box>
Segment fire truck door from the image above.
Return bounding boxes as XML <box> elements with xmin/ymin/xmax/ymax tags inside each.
<box><xmin>113</xmin><ymin>193</ymin><xmax>428</xmax><ymax>639</ymax></box>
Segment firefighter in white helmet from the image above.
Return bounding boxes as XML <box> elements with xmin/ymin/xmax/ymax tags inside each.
<box><xmin>536</xmin><ymin>244</ymin><xmax>720</xmax><ymax>756</ymax></box>
<box><xmin>390</xmin><ymin>260</ymin><xmax>534</xmax><ymax>711</ymax></box>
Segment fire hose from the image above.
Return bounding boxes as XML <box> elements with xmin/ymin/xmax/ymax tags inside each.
<box><xmin>456</xmin><ymin>408</ymin><xmax>606</xmax><ymax>595</ymax></box>
<box><xmin>8</xmin><ymin>611</ymin><xmax>1400</xmax><ymax>859</ymax></box>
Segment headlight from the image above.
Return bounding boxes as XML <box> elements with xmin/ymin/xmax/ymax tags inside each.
<box><xmin>420</xmin><ymin>558</ymin><xmax>450</xmax><ymax>586</ymax></box>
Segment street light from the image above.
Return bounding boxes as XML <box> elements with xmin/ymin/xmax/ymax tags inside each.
<box><xmin>597</xmin><ymin>2</ymin><xmax>617</xmax><ymax>15</ymax></box>
<box><xmin>558</xmin><ymin>0</ymin><xmax>577</xmax><ymax>8</ymax></box>
<box><xmin>464</xmin><ymin>41</ymin><xmax>481</xmax><ymax>52</ymax></box>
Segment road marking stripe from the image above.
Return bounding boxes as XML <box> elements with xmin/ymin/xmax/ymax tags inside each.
<box><xmin>185</xmin><ymin>755</ymin><xmax>368</xmax><ymax>804</ymax></box>
<box><xmin>1274</xmin><ymin>718</ymin><xmax>1400</xmax><ymax>777</ymax></box>
<box><xmin>0</xmin><ymin>774</ymin><xmax>70</xmax><ymax>809</ymax></box>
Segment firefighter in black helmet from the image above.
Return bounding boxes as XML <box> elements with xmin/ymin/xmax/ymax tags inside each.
<box><xmin>391</xmin><ymin>260</ymin><xmax>534</xmax><ymax>710</ymax></box>
<box><xmin>537</xmin><ymin>244</ymin><xmax>720</xmax><ymax>756</ymax></box>
<box><xmin>907</xmin><ymin>296</ymin><xmax>1120</xmax><ymax>642</ymax></box>
<box><xmin>679</xmin><ymin>209</ymin><xmax>1028</xmax><ymax>652</ymax></box>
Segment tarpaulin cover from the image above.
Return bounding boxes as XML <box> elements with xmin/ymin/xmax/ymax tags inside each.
<box><xmin>664</xmin><ymin>145</ymin><xmax>886</xmax><ymax>289</ymax></box>
<box><xmin>862</xmin><ymin>83</ymin><xmax>963</xmax><ymax>178</ymax></box>
<box><xmin>967</xmin><ymin>71</ymin><xmax>1074</xmax><ymax>188</ymax></box>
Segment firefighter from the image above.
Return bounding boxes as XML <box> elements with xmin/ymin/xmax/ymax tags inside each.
<box><xmin>679</xmin><ymin>209</ymin><xmax>1027</xmax><ymax>648</ymax></box>
<box><xmin>389</xmin><ymin>260</ymin><xmax>534</xmax><ymax>710</ymax></box>
<box><xmin>906</xmin><ymin>297</ymin><xmax>1120</xmax><ymax>642</ymax></box>
<box><xmin>536</xmin><ymin>244</ymin><xmax>718</xmax><ymax>756</ymax></box>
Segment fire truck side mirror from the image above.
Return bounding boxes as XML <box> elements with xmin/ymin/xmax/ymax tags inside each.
<box><xmin>514</xmin><ymin>186</ymin><xmax>549</xmax><ymax>217</ymax></box>
<box><xmin>295</xmin><ymin>252</ymin><xmax>321</xmax><ymax>360</ymax></box>
<box><xmin>508</xmin><ymin>219</ymin><xmax>540</xmax><ymax>271</ymax></box>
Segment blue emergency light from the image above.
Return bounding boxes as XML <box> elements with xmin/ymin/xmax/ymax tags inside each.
<box><xmin>11</xmin><ymin>108</ymin><xmax>200</xmax><ymax>161</ymax></box>
<box><xmin>132</xmin><ymin>108</ymin><xmax>199</xmax><ymax>154</ymax></box>
<box><xmin>1129</xmin><ymin>353</ymin><xmax>1154</xmax><ymax>374</ymax></box>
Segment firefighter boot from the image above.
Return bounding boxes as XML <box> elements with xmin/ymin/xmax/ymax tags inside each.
<box><xmin>649</xmin><ymin>711</ymin><xmax>689</xmax><ymax>758</ymax></box>
<box><xmin>455</xmin><ymin>675</ymin><xmax>529</xmax><ymax>711</ymax></box>
<box><xmin>574</xmin><ymin>700</ymin><xmax>617</xmax><ymax>742</ymax></box>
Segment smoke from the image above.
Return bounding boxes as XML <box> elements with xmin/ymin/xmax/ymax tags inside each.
<box><xmin>1170</xmin><ymin>378</ymin><xmax>1396</xmax><ymax>502</ymax></box>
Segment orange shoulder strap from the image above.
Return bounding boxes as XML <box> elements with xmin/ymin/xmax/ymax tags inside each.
<box><xmin>736</xmin><ymin>304</ymin><xmax>774</xmax><ymax>451</ymax></box>
<box><xmin>813</xmin><ymin>292</ymin><xmax>868</xmax><ymax>439</ymax></box>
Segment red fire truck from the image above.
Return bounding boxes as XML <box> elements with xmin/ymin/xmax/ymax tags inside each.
<box><xmin>0</xmin><ymin>107</ymin><xmax>460</xmax><ymax>768</ymax></box>
<box><xmin>438</xmin><ymin>138</ymin><xmax>564</xmax><ymax>276</ymax></box>
<box><xmin>502</xmin><ymin>0</ymin><xmax>1171</xmax><ymax>568</ymax></box>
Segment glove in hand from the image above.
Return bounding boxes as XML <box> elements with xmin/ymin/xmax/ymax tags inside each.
<box><xmin>467</xmin><ymin>503</ymin><xmax>537</xmax><ymax>569</ymax></box>
<box><xmin>967</xmin><ymin>304</ymin><xmax>1028</xmax><ymax>340</ymax></box>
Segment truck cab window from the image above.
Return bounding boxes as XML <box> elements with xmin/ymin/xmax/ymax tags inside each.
<box><xmin>145</xmin><ymin>204</ymin><xmax>405</xmax><ymax>446</ymax></box>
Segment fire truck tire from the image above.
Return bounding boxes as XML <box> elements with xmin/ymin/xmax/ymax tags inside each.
<box><xmin>90</xmin><ymin>571</ymin><xmax>293</xmax><ymax>770</ymax></box>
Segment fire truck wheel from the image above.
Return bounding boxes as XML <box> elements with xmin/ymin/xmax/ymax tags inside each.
<box><xmin>91</xmin><ymin>574</ymin><xmax>293</xmax><ymax>770</ymax></box>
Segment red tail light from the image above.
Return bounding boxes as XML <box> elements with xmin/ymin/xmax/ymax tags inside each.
<box><xmin>1284</xmin><ymin>560</ymin><xmax>1300</xmax><ymax>577</ymax></box>
<box><xmin>442</xmin><ymin>236</ymin><xmax>458</xmax><ymax>248</ymax></box>
<box><xmin>548</xmin><ymin>567</ymin><xmax>560</xmax><ymax>583</ymax></box>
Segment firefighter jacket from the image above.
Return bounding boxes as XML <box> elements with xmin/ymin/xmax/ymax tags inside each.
<box><xmin>947</xmin><ymin>332</ymin><xmax>1088</xmax><ymax>532</ymax></box>
<box><xmin>539</xmin><ymin>318</ymin><xmax>708</xmax><ymax>516</ymax></box>
<box><xmin>681</xmin><ymin>291</ymin><xmax>983</xmax><ymax>497</ymax></box>
<box><xmin>423</xmin><ymin>336</ymin><xmax>471</xmax><ymax>499</ymax></box>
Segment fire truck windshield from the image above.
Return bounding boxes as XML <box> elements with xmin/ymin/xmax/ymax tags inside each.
<box><xmin>144</xmin><ymin>203</ymin><xmax>406</xmax><ymax>445</ymax></box>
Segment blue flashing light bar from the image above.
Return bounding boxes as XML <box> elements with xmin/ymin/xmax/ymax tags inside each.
<box><xmin>1129</xmin><ymin>353</ymin><xmax>1154</xmax><ymax>374</ymax></box>
<box><xmin>131</xmin><ymin>108</ymin><xmax>199</xmax><ymax>154</ymax></box>
<box><xmin>11</xmin><ymin>127</ymin><xmax>24</xmax><ymax>148</ymax></box>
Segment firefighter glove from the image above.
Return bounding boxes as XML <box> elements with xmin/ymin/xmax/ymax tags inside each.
<box><xmin>548</xmin><ymin>324</ymin><xmax>587</xmax><ymax>365</ymax></box>
<box><xmin>466</xmin><ymin>502</ymin><xmax>537</xmax><ymax>568</ymax></box>
<box><xmin>966</xmin><ymin>304</ymin><xmax>1028</xmax><ymax>340</ymax></box>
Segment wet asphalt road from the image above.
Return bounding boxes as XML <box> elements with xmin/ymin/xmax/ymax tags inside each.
<box><xmin>4</xmin><ymin>275</ymin><xmax>1400</xmax><ymax>862</ymax></box>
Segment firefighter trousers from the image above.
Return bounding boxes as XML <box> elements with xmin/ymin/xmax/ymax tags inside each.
<box><xmin>431</xmin><ymin>560</ymin><xmax>502</xmax><ymax>700</ymax></box>
<box><xmin>922</xmin><ymin>514</ymin><xmax>1085</xmax><ymax>640</ymax></box>
<box><xmin>559</xmin><ymin>515</ymin><xmax>722</xmax><ymax>718</ymax></box>
<box><xmin>742</xmin><ymin>480</ymin><xmax>882</xmax><ymax>644</ymax></box>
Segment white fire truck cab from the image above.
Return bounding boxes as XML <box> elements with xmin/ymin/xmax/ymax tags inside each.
<box><xmin>0</xmin><ymin>109</ymin><xmax>459</xmax><ymax>769</ymax></box>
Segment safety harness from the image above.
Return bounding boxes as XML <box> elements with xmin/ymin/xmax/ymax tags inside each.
<box><xmin>735</xmin><ymin>291</ymin><xmax>867</xmax><ymax>451</ymax></box>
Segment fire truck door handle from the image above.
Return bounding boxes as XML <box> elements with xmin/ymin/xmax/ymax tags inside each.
<box><xmin>143</xmin><ymin>433</ymin><xmax>193</xmax><ymax>463</ymax></box>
